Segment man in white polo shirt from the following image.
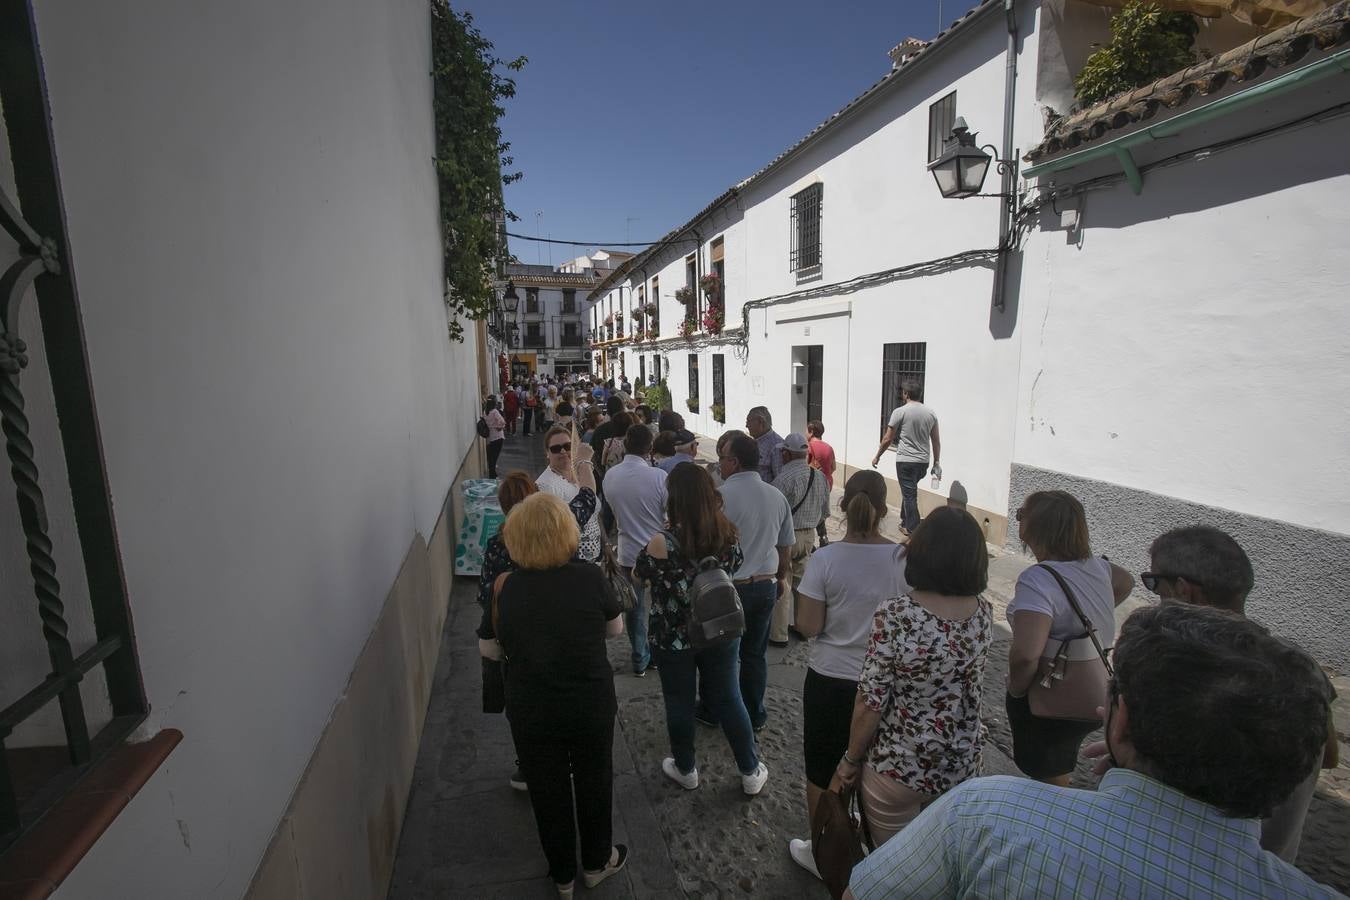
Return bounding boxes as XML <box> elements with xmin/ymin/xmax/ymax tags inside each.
<box><xmin>714</xmin><ymin>434</ymin><xmax>794</xmax><ymax>730</ymax></box>
<box><xmin>602</xmin><ymin>423</ymin><xmax>668</xmax><ymax>677</ymax></box>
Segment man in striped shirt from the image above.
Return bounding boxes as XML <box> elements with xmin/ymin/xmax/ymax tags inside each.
<box><xmin>846</xmin><ymin>604</ymin><xmax>1341</xmax><ymax>899</ymax></box>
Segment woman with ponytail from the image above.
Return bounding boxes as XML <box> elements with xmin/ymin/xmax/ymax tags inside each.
<box><xmin>787</xmin><ymin>470</ymin><xmax>907</xmax><ymax>878</ymax></box>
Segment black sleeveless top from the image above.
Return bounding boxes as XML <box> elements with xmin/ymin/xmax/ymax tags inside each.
<box><xmin>491</xmin><ymin>561</ymin><xmax>620</xmax><ymax>723</ymax></box>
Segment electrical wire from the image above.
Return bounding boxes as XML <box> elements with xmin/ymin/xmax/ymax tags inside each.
<box><xmin>503</xmin><ymin>230</ymin><xmax>697</xmax><ymax>248</ymax></box>
<box><xmin>594</xmin><ymin>248</ymin><xmax>999</xmax><ymax>359</ymax></box>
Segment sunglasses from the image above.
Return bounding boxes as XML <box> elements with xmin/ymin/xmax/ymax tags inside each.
<box><xmin>1140</xmin><ymin>572</ymin><xmax>1203</xmax><ymax>593</ymax></box>
<box><xmin>548</xmin><ymin>442</ymin><xmax>572</xmax><ymax>454</ymax></box>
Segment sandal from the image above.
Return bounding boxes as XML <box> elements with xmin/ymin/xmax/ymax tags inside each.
<box><xmin>582</xmin><ymin>844</ymin><xmax>629</xmax><ymax>889</ymax></box>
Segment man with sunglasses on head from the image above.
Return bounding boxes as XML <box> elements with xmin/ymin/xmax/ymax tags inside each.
<box><xmin>1137</xmin><ymin>525</ymin><xmax>1338</xmax><ymax>863</ymax></box>
<box><xmin>846</xmin><ymin>603</ymin><xmax>1341</xmax><ymax>900</ymax></box>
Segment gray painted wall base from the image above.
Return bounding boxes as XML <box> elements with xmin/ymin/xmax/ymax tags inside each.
<box><xmin>1008</xmin><ymin>464</ymin><xmax>1350</xmax><ymax>673</ymax></box>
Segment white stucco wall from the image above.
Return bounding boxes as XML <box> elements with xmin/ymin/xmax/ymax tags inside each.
<box><xmin>1015</xmin><ymin>84</ymin><xmax>1350</xmax><ymax>537</ymax></box>
<box><xmin>629</xmin><ymin>4</ymin><xmax>1041</xmax><ymax>520</ymax></box>
<box><xmin>17</xmin><ymin>1</ymin><xmax>480</xmax><ymax>897</ymax></box>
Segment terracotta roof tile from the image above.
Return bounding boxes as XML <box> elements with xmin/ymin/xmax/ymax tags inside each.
<box><xmin>1025</xmin><ymin>0</ymin><xmax>1350</xmax><ymax>163</ymax></box>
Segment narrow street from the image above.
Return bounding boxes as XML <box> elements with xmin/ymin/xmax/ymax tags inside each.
<box><xmin>388</xmin><ymin>429</ymin><xmax>1350</xmax><ymax>898</ymax></box>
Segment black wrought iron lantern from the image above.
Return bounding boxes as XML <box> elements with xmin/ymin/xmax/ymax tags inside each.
<box><xmin>928</xmin><ymin>117</ymin><xmax>993</xmax><ymax>199</ymax></box>
<box><xmin>501</xmin><ymin>281</ymin><xmax>520</xmax><ymax>313</ymax></box>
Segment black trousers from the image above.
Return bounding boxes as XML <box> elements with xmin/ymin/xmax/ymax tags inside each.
<box><xmin>509</xmin><ymin>712</ymin><xmax>615</xmax><ymax>884</ymax></box>
<box><xmin>486</xmin><ymin>438</ymin><xmax>504</xmax><ymax>477</ymax></box>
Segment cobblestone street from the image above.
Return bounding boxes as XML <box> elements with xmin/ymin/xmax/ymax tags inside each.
<box><xmin>388</xmin><ymin>428</ymin><xmax>1350</xmax><ymax>898</ymax></box>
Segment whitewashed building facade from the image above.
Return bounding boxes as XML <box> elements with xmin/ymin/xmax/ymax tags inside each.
<box><xmin>588</xmin><ymin>0</ymin><xmax>1350</xmax><ymax>670</ymax></box>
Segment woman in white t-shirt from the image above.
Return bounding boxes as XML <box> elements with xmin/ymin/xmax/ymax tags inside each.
<box><xmin>786</xmin><ymin>470</ymin><xmax>907</xmax><ymax>878</ymax></box>
<box><xmin>535</xmin><ymin>426</ymin><xmax>602</xmax><ymax>562</ymax></box>
<box><xmin>1005</xmin><ymin>490</ymin><xmax>1135</xmax><ymax>786</ymax></box>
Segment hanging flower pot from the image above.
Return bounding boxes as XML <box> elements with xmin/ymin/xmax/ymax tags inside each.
<box><xmin>644</xmin><ymin>302</ymin><xmax>657</xmax><ymax>317</ymax></box>
<box><xmin>701</xmin><ymin>302</ymin><xmax>724</xmax><ymax>336</ymax></box>
<box><xmin>674</xmin><ymin>286</ymin><xmax>695</xmax><ymax>307</ymax></box>
<box><xmin>699</xmin><ymin>272</ymin><xmax>722</xmax><ymax>300</ymax></box>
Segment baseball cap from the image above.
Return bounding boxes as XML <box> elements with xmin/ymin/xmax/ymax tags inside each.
<box><xmin>777</xmin><ymin>432</ymin><xmax>809</xmax><ymax>453</ymax></box>
<box><xmin>673</xmin><ymin>429</ymin><xmax>697</xmax><ymax>449</ymax></box>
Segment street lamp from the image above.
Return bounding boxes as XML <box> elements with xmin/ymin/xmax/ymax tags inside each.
<box><xmin>501</xmin><ymin>281</ymin><xmax>520</xmax><ymax>313</ymax></box>
<box><xmin>927</xmin><ymin>117</ymin><xmax>1008</xmax><ymax>200</ymax></box>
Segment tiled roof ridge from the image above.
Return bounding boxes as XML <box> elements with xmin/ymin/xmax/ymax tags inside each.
<box><xmin>587</xmin><ymin>0</ymin><xmax>1001</xmax><ymax>301</ymax></box>
<box><xmin>1026</xmin><ymin>0</ymin><xmax>1350</xmax><ymax>162</ymax></box>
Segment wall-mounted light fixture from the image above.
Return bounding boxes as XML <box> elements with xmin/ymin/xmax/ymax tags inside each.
<box><xmin>500</xmin><ymin>281</ymin><xmax>520</xmax><ymax>313</ymax></box>
<box><xmin>927</xmin><ymin>117</ymin><xmax>1014</xmax><ymax>199</ymax></box>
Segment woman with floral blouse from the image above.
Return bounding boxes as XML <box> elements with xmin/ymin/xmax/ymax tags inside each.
<box><xmin>635</xmin><ymin>464</ymin><xmax>769</xmax><ymax>797</ymax></box>
<box><xmin>830</xmin><ymin>507</ymin><xmax>993</xmax><ymax>845</ymax></box>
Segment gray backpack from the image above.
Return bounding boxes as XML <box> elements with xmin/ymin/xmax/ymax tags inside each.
<box><xmin>665</xmin><ymin>531</ymin><xmax>745</xmax><ymax>650</ymax></box>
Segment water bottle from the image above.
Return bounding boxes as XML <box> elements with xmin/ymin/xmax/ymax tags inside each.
<box><xmin>930</xmin><ymin>463</ymin><xmax>942</xmax><ymax>491</ymax></box>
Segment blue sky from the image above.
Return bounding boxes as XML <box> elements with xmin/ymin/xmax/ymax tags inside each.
<box><xmin>458</xmin><ymin>0</ymin><xmax>981</xmax><ymax>266</ymax></box>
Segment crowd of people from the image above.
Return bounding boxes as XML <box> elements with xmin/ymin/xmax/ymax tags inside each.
<box><xmin>473</xmin><ymin>372</ymin><xmax>1341</xmax><ymax>899</ymax></box>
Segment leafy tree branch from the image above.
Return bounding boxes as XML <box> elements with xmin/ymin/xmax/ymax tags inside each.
<box><xmin>431</xmin><ymin>3</ymin><xmax>525</xmax><ymax>340</ymax></box>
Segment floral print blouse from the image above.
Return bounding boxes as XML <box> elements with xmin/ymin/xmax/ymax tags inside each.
<box><xmin>858</xmin><ymin>593</ymin><xmax>994</xmax><ymax>795</ymax></box>
<box><xmin>635</xmin><ymin>532</ymin><xmax>742</xmax><ymax>652</ymax></box>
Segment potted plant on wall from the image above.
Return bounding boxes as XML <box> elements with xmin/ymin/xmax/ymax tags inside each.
<box><xmin>711</xmin><ymin>403</ymin><xmax>725</xmax><ymax>424</ymax></box>
<box><xmin>678</xmin><ymin>317</ymin><xmax>697</xmax><ymax>340</ymax></box>
<box><xmin>699</xmin><ymin>272</ymin><xmax>721</xmax><ymax>301</ymax></box>
<box><xmin>701</xmin><ymin>302</ymin><xmax>724</xmax><ymax>336</ymax></box>
<box><xmin>686</xmin><ymin>396</ymin><xmax>699</xmax><ymax>413</ymax></box>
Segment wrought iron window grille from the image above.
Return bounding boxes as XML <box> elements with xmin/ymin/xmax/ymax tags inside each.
<box><xmin>0</xmin><ymin>0</ymin><xmax>149</xmax><ymax>856</ymax></box>
<box><xmin>789</xmin><ymin>183</ymin><xmax>822</xmax><ymax>273</ymax></box>
<box><xmin>880</xmin><ymin>342</ymin><xmax>928</xmax><ymax>435</ymax></box>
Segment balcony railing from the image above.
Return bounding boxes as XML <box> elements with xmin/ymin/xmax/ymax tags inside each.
<box><xmin>561</xmin><ymin>335</ymin><xmax>583</xmax><ymax>347</ymax></box>
<box><xmin>523</xmin><ymin>335</ymin><xmax>547</xmax><ymax>349</ymax></box>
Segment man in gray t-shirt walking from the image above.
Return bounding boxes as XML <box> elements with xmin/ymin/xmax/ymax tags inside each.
<box><xmin>871</xmin><ymin>378</ymin><xmax>940</xmax><ymax>535</ymax></box>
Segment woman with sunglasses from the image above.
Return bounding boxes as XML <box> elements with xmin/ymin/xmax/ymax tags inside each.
<box><xmin>1005</xmin><ymin>490</ymin><xmax>1135</xmax><ymax>786</ymax></box>
<box><xmin>537</xmin><ymin>425</ymin><xmax>603</xmax><ymax>562</ymax></box>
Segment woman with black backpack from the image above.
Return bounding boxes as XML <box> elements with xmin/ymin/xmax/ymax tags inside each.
<box><xmin>635</xmin><ymin>464</ymin><xmax>770</xmax><ymax>797</ymax></box>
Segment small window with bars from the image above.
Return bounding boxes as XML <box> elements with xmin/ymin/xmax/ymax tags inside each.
<box><xmin>712</xmin><ymin>354</ymin><xmax>725</xmax><ymax>408</ymax></box>
<box><xmin>562</xmin><ymin>290</ymin><xmax>576</xmax><ymax>313</ymax></box>
<box><xmin>928</xmin><ymin>91</ymin><xmax>957</xmax><ymax>163</ymax></box>
<box><xmin>688</xmin><ymin>354</ymin><xmax>700</xmax><ymax>402</ymax></box>
<box><xmin>880</xmin><ymin>342</ymin><xmax>927</xmax><ymax>435</ymax></box>
<box><xmin>525</xmin><ymin>289</ymin><xmax>540</xmax><ymax>314</ymax></box>
<box><xmin>789</xmin><ymin>183</ymin><xmax>822</xmax><ymax>273</ymax></box>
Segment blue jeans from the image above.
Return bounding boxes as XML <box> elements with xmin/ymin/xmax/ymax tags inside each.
<box><xmin>895</xmin><ymin>461</ymin><xmax>928</xmax><ymax>533</ymax></box>
<box><xmin>626</xmin><ymin>577</ymin><xmax>651</xmax><ymax>674</ymax></box>
<box><xmin>736</xmin><ymin>580</ymin><xmax>777</xmax><ymax>729</ymax></box>
<box><xmin>653</xmin><ymin>642</ymin><xmax>759</xmax><ymax>775</ymax></box>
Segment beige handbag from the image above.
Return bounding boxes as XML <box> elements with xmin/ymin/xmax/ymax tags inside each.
<box><xmin>1027</xmin><ymin>564</ymin><xmax>1114</xmax><ymax>723</ymax></box>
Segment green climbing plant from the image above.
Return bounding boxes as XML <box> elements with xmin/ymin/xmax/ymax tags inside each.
<box><xmin>1074</xmin><ymin>1</ymin><xmax>1199</xmax><ymax>107</ymax></box>
<box><xmin>644</xmin><ymin>379</ymin><xmax>672</xmax><ymax>413</ymax></box>
<box><xmin>431</xmin><ymin>3</ymin><xmax>526</xmax><ymax>340</ymax></box>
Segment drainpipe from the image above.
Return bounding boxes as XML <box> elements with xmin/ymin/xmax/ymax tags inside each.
<box><xmin>690</xmin><ymin>227</ymin><xmax>703</xmax><ymax>333</ymax></box>
<box><xmin>993</xmin><ymin>0</ymin><xmax>1018</xmax><ymax>312</ymax></box>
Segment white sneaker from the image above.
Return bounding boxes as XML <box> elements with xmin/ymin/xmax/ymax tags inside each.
<box><xmin>661</xmin><ymin>757</ymin><xmax>699</xmax><ymax>790</ymax></box>
<box><xmin>741</xmin><ymin>761</ymin><xmax>769</xmax><ymax>796</ymax></box>
<box><xmin>789</xmin><ymin>838</ymin><xmax>822</xmax><ymax>879</ymax></box>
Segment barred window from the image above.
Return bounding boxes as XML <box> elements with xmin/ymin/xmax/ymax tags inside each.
<box><xmin>688</xmin><ymin>354</ymin><xmax>700</xmax><ymax>402</ymax></box>
<box><xmin>789</xmin><ymin>183</ymin><xmax>822</xmax><ymax>272</ymax></box>
<box><xmin>928</xmin><ymin>91</ymin><xmax>957</xmax><ymax>163</ymax></box>
<box><xmin>712</xmin><ymin>354</ymin><xmax>725</xmax><ymax>408</ymax></box>
<box><xmin>880</xmin><ymin>342</ymin><xmax>927</xmax><ymax>434</ymax></box>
